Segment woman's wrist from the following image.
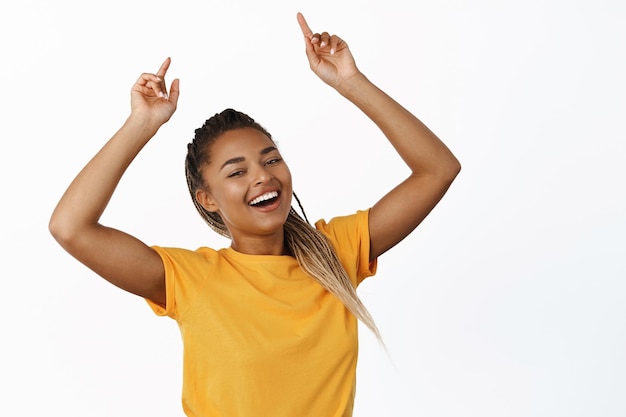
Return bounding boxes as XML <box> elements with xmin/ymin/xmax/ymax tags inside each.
<box><xmin>124</xmin><ymin>112</ymin><xmax>163</xmax><ymax>139</ymax></box>
<box><xmin>335</xmin><ymin>72</ymin><xmax>371</xmax><ymax>100</ymax></box>
<box><xmin>104</xmin><ymin>114</ymin><xmax>164</xmax><ymax>153</ymax></box>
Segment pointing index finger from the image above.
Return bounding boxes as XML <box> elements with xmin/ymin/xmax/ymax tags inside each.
<box><xmin>156</xmin><ymin>57</ymin><xmax>171</xmax><ymax>78</ymax></box>
<box><xmin>297</xmin><ymin>12</ymin><xmax>313</xmax><ymax>38</ymax></box>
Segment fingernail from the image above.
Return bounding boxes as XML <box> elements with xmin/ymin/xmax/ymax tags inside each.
<box><xmin>330</xmin><ymin>48</ymin><xmax>335</xmax><ymax>55</ymax></box>
<box><xmin>158</xmin><ymin>91</ymin><xmax>165</xmax><ymax>98</ymax></box>
<box><xmin>320</xmin><ymin>41</ymin><xmax>327</xmax><ymax>47</ymax></box>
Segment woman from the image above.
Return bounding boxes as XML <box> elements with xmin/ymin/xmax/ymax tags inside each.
<box><xmin>49</xmin><ymin>13</ymin><xmax>460</xmax><ymax>417</ymax></box>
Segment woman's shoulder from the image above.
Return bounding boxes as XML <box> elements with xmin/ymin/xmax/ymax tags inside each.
<box><xmin>314</xmin><ymin>209</ymin><xmax>370</xmax><ymax>239</ymax></box>
<box><xmin>151</xmin><ymin>245</ymin><xmax>222</xmax><ymax>265</ymax></box>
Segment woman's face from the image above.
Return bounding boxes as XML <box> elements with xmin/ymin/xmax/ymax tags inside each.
<box><xmin>197</xmin><ymin>127</ymin><xmax>293</xmax><ymax>241</ymax></box>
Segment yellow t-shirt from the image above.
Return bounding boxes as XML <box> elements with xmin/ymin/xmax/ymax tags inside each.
<box><xmin>147</xmin><ymin>210</ymin><xmax>376</xmax><ymax>417</ymax></box>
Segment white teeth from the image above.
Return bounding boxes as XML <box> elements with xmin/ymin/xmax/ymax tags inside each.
<box><xmin>249</xmin><ymin>191</ymin><xmax>278</xmax><ymax>206</ymax></box>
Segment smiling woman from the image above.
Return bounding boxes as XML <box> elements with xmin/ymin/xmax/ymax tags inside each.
<box><xmin>48</xmin><ymin>12</ymin><xmax>459</xmax><ymax>417</ymax></box>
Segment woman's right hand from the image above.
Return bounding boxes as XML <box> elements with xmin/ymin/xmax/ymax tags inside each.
<box><xmin>130</xmin><ymin>57</ymin><xmax>180</xmax><ymax>127</ymax></box>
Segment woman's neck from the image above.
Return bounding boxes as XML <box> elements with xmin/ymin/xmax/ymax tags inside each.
<box><xmin>229</xmin><ymin>231</ymin><xmax>287</xmax><ymax>256</ymax></box>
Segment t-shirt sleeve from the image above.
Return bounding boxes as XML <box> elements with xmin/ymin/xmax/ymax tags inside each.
<box><xmin>146</xmin><ymin>246</ymin><xmax>215</xmax><ymax>320</ymax></box>
<box><xmin>315</xmin><ymin>209</ymin><xmax>378</xmax><ymax>287</ymax></box>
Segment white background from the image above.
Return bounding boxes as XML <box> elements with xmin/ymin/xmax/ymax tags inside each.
<box><xmin>2</xmin><ymin>0</ymin><xmax>625</xmax><ymax>416</ymax></box>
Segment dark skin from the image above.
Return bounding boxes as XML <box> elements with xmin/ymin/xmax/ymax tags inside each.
<box><xmin>49</xmin><ymin>13</ymin><xmax>460</xmax><ymax>308</ymax></box>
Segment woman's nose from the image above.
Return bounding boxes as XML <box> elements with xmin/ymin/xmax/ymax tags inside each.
<box><xmin>253</xmin><ymin>165</ymin><xmax>272</xmax><ymax>185</ymax></box>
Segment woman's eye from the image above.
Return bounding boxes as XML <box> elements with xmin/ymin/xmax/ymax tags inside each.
<box><xmin>266</xmin><ymin>158</ymin><xmax>282</xmax><ymax>166</ymax></box>
<box><xmin>227</xmin><ymin>170</ymin><xmax>245</xmax><ymax>178</ymax></box>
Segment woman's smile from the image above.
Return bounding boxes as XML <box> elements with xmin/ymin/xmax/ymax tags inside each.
<box><xmin>248</xmin><ymin>190</ymin><xmax>281</xmax><ymax>211</ymax></box>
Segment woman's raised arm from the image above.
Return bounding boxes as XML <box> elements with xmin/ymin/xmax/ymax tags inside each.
<box><xmin>49</xmin><ymin>58</ymin><xmax>180</xmax><ymax>306</ymax></box>
<box><xmin>297</xmin><ymin>13</ymin><xmax>461</xmax><ymax>261</ymax></box>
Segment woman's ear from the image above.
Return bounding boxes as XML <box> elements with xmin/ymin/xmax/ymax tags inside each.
<box><xmin>196</xmin><ymin>189</ymin><xmax>219</xmax><ymax>212</ymax></box>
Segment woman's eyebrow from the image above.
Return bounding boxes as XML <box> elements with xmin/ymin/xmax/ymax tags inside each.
<box><xmin>220</xmin><ymin>156</ymin><xmax>245</xmax><ymax>172</ymax></box>
<box><xmin>219</xmin><ymin>147</ymin><xmax>279</xmax><ymax>171</ymax></box>
<box><xmin>260</xmin><ymin>146</ymin><xmax>278</xmax><ymax>155</ymax></box>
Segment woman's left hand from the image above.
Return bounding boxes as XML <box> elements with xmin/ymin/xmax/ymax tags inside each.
<box><xmin>297</xmin><ymin>13</ymin><xmax>360</xmax><ymax>89</ymax></box>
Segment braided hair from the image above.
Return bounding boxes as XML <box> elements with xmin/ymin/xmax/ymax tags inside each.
<box><xmin>185</xmin><ymin>109</ymin><xmax>380</xmax><ymax>339</ymax></box>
